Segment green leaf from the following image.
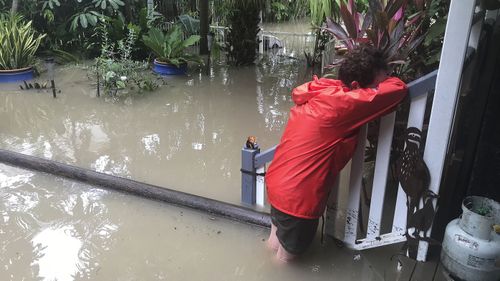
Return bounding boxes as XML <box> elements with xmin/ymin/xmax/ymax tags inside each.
<box><xmin>425</xmin><ymin>50</ymin><xmax>441</xmax><ymax>65</ymax></box>
<box><xmin>116</xmin><ymin>80</ymin><xmax>126</xmax><ymax>89</ymax></box>
<box><xmin>0</xmin><ymin>14</ymin><xmax>45</xmax><ymax>69</ymax></box>
<box><xmin>110</xmin><ymin>0</ymin><xmax>118</xmax><ymax>10</ymax></box>
<box><xmin>70</xmin><ymin>15</ymin><xmax>79</xmax><ymax>31</ymax></box>
<box><xmin>89</xmin><ymin>11</ymin><xmax>102</xmax><ymax>16</ymax></box>
<box><xmin>168</xmin><ymin>58</ymin><xmax>181</xmax><ymax>67</ymax></box>
<box><xmin>142</xmin><ymin>26</ymin><xmax>202</xmax><ymax>66</ymax></box>
<box><xmin>87</xmin><ymin>14</ymin><xmax>98</xmax><ymax>26</ymax></box>
<box><xmin>101</xmin><ymin>0</ymin><xmax>106</xmax><ymax>10</ymax></box>
<box><xmin>166</xmin><ymin>25</ymin><xmax>183</xmax><ymax>46</ymax></box>
<box><xmin>142</xmin><ymin>28</ymin><xmax>168</xmax><ymax>58</ymax></box>
<box><xmin>425</xmin><ymin>19</ymin><xmax>446</xmax><ymax>46</ymax></box>
<box><xmin>139</xmin><ymin>8</ymin><xmax>148</xmax><ymax>29</ymax></box>
<box><xmin>105</xmin><ymin>71</ymin><xmax>116</xmax><ymax>80</ymax></box>
<box><xmin>80</xmin><ymin>14</ymin><xmax>88</xmax><ymax>28</ymax></box>
<box><xmin>182</xmin><ymin>35</ymin><xmax>200</xmax><ymax>48</ymax></box>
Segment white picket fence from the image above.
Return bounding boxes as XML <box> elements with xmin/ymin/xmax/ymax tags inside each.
<box><xmin>325</xmin><ymin>70</ymin><xmax>437</xmax><ymax>252</ymax></box>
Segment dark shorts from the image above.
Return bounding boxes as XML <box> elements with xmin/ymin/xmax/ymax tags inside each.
<box><xmin>270</xmin><ymin>206</ymin><xmax>319</xmax><ymax>255</ymax></box>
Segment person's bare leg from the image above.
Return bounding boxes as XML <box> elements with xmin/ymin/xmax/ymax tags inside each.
<box><xmin>267</xmin><ymin>223</ymin><xmax>279</xmax><ymax>251</ymax></box>
<box><xmin>276</xmin><ymin>245</ymin><xmax>296</xmax><ymax>263</ymax></box>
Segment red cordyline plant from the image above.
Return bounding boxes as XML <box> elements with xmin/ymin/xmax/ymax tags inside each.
<box><xmin>323</xmin><ymin>0</ymin><xmax>428</xmax><ymax>68</ymax></box>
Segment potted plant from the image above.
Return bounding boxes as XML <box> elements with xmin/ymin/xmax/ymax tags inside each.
<box><xmin>142</xmin><ymin>25</ymin><xmax>202</xmax><ymax>75</ymax></box>
<box><xmin>0</xmin><ymin>14</ymin><xmax>45</xmax><ymax>83</ymax></box>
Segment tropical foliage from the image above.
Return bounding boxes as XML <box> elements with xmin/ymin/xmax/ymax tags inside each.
<box><xmin>225</xmin><ymin>0</ymin><xmax>262</xmax><ymax>65</ymax></box>
<box><xmin>309</xmin><ymin>0</ymin><xmax>340</xmax><ymax>26</ymax></box>
<box><xmin>0</xmin><ymin>0</ymin><xmax>147</xmax><ymax>58</ymax></box>
<box><xmin>322</xmin><ymin>0</ymin><xmax>448</xmax><ymax>79</ymax></box>
<box><xmin>305</xmin><ymin>0</ymin><xmax>342</xmax><ymax>70</ymax></box>
<box><xmin>403</xmin><ymin>0</ymin><xmax>449</xmax><ymax>79</ymax></box>
<box><xmin>0</xmin><ymin>0</ymin><xmax>449</xmax><ymax>79</ymax></box>
<box><xmin>324</xmin><ymin>0</ymin><xmax>424</xmax><ymax>65</ymax></box>
<box><xmin>94</xmin><ymin>24</ymin><xmax>159</xmax><ymax>96</ymax></box>
<box><xmin>0</xmin><ymin>14</ymin><xmax>45</xmax><ymax>70</ymax></box>
<box><xmin>142</xmin><ymin>25</ymin><xmax>202</xmax><ymax>67</ymax></box>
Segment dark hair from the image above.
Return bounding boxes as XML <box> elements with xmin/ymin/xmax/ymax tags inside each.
<box><xmin>338</xmin><ymin>46</ymin><xmax>389</xmax><ymax>88</ymax></box>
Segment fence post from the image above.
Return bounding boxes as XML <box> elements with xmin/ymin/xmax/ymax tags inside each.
<box><xmin>259</xmin><ymin>11</ymin><xmax>264</xmax><ymax>54</ymax></box>
<box><xmin>416</xmin><ymin>0</ymin><xmax>478</xmax><ymax>262</ymax></box>
<box><xmin>241</xmin><ymin>147</ymin><xmax>260</xmax><ymax>205</ymax></box>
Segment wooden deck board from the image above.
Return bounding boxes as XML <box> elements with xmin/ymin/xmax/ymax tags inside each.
<box><xmin>360</xmin><ymin>243</ymin><xmax>417</xmax><ymax>281</ymax></box>
<box><xmin>410</xmin><ymin>260</ymin><xmax>439</xmax><ymax>281</ymax></box>
<box><xmin>433</xmin><ymin>262</ymin><xmax>453</xmax><ymax>281</ymax></box>
<box><xmin>390</xmin><ymin>256</ymin><xmax>417</xmax><ymax>281</ymax></box>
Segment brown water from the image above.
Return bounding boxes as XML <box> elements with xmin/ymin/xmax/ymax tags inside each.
<box><xmin>0</xmin><ymin>163</ymin><xmax>397</xmax><ymax>281</ymax></box>
<box><xmin>0</xmin><ymin>57</ymin><xmax>404</xmax><ymax>280</ymax></box>
<box><xmin>0</xmin><ymin>57</ymin><xmax>310</xmax><ymax>205</ymax></box>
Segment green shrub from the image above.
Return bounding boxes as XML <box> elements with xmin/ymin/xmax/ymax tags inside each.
<box><xmin>225</xmin><ymin>1</ymin><xmax>262</xmax><ymax>66</ymax></box>
<box><xmin>142</xmin><ymin>25</ymin><xmax>202</xmax><ymax>67</ymax></box>
<box><xmin>0</xmin><ymin>14</ymin><xmax>46</xmax><ymax>70</ymax></box>
<box><xmin>93</xmin><ymin>24</ymin><xmax>160</xmax><ymax>96</ymax></box>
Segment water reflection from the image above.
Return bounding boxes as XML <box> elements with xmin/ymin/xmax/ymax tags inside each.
<box><xmin>31</xmin><ymin>226</ymin><xmax>83</xmax><ymax>281</ymax></box>
<box><xmin>0</xmin><ymin>57</ymin><xmax>305</xmax><ymax>204</ymax></box>
<box><xmin>0</xmin><ymin>164</ymin><xmax>118</xmax><ymax>280</ymax></box>
<box><xmin>0</xmin><ymin>164</ymin><xmax>404</xmax><ymax>280</ymax></box>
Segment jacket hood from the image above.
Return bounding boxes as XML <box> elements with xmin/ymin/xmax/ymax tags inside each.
<box><xmin>292</xmin><ymin>76</ymin><xmax>346</xmax><ymax>105</ymax></box>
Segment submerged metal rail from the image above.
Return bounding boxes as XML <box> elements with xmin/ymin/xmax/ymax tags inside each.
<box><xmin>0</xmin><ymin>149</ymin><xmax>271</xmax><ymax>228</ymax></box>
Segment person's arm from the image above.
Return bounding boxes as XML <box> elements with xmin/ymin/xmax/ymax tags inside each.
<box><xmin>335</xmin><ymin>77</ymin><xmax>407</xmax><ymax>131</ymax></box>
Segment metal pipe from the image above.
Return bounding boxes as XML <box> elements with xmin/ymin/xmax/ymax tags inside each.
<box><xmin>0</xmin><ymin>149</ymin><xmax>271</xmax><ymax>228</ymax></box>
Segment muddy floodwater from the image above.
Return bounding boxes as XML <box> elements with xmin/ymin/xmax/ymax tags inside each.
<box><xmin>0</xmin><ymin>57</ymin><xmax>311</xmax><ymax>205</ymax></box>
<box><xmin>1</xmin><ymin>45</ymin><xmax>399</xmax><ymax>279</ymax></box>
<box><xmin>1</xmin><ymin>164</ymin><xmax>398</xmax><ymax>281</ymax></box>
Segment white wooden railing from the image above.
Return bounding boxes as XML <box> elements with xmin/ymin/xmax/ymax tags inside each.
<box><xmin>241</xmin><ymin>69</ymin><xmax>437</xmax><ymax>221</ymax></box>
<box><xmin>324</xmin><ymin>70</ymin><xmax>437</xmax><ymax>252</ymax></box>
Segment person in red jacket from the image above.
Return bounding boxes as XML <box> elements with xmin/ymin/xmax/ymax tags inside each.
<box><xmin>265</xmin><ymin>46</ymin><xmax>408</xmax><ymax>262</ymax></box>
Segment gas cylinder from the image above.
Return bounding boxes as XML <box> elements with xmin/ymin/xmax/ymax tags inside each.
<box><xmin>441</xmin><ymin>196</ymin><xmax>500</xmax><ymax>281</ymax></box>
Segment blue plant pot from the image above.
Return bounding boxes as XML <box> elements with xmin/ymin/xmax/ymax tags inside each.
<box><xmin>153</xmin><ymin>59</ymin><xmax>187</xmax><ymax>75</ymax></box>
<box><xmin>0</xmin><ymin>67</ymin><xmax>34</xmax><ymax>83</ymax></box>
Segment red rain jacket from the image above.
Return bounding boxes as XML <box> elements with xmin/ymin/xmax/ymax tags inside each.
<box><xmin>266</xmin><ymin>76</ymin><xmax>407</xmax><ymax>219</ymax></box>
